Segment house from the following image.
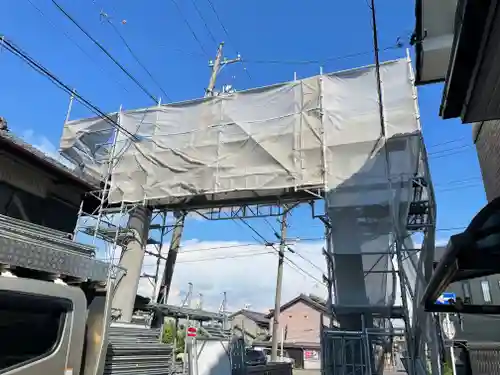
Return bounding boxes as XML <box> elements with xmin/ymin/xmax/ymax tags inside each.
<box><xmin>414</xmin><ymin>0</ymin><xmax>500</xmax><ymax>124</ymax></box>
<box><xmin>473</xmin><ymin>121</ymin><xmax>500</xmax><ymax>202</ymax></box>
<box><xmin>413</xmin><ymin>0</ymin><xmax>500</xmax><ymax>209</ymax></box>
<box><xmin>267</xmin><ymin>294</ymin><xmax>337</xmax><ymax>344</ymax></box>
<box><xmin>229</xmin><ymin>309</ymin><xmax>270</xmax><ymax>342</ymax></box>
<box><xmin>0</xmin><ymin>127</ymin><xmax>100</xmax><ymax>232</ymax></box>
<box><xmin>254</xmin><ymin>294</ymin><xmax>338</xmax><ymax>369</ymax></box>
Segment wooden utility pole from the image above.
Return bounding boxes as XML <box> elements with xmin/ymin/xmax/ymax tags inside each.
<box><xmin>271</xmin><ymin>213</ymin><xmax>288</xmax><ymax>361</ymax></box>
<box><xmin>206</xmin><ymin>42</ymin><xmax>241</xmax><ymax>97</ymax></box>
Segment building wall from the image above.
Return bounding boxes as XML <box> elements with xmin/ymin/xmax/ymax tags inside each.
<box><xmin>230</xmin><ymin>313</ymin><xmax>266</xmax><ymax>340</ymax></box>
<box><xmin>474</xmin><ymin>120</ymin><xmax>500</xmax><ymax>201</ymax></box>
<box><xmin>273</xmin><ymin>301</ymin><xmax>330</xmax><ymax>344</ymax></box>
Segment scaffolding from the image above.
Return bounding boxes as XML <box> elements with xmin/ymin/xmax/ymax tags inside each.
<box><xmin>62</xmin><ymin>53</ymin><xmax>440</xmax><ymax>374</ymax></box>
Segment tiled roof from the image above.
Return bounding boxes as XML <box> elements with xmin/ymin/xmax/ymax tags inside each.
<box><xmin>230</xmin><ymin>309</ymin><xmax>270</xmax><ymax>325</ymax></box>
<box><xmin>266</xmin><ymin>293</ymin><xmax>329</xmax><ymax>318</ymax></box>
<box><xmin>0</xmin><ymin>129</ymin><xmax>100</xmax><ymax>189</ymax></box>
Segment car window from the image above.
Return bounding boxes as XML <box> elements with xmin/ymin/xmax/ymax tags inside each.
<box><xmin>246</xmin><ymin>350</ymin><xmax>265</xmax><ymax>360</ymax></box>
<box><xmin>0</xmin><ymin>291</ymin><xmax>67</xmax><ymax>372</ymax></box>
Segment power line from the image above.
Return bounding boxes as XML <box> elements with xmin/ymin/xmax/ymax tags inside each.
<box><xmin>180</xmin><ymin>242</ymin><xmax>258</xmax><ymax>253</ymax></box>
<box><xmin>430</xmin><ymin>147</ymin><xmax>474</xmax><ymax>160</ymax></box>
<box><xmin>50</xmin><ymin>0</ymin><xmax>158</xmax><ymax>102</ymax></box>
<box><xmin>428</xmin><ymin>144</ymin><xmax>472</xmax><ymax>156</ymax></box>
<box><xmin>188</xmin><ymin>0</ymin><xmax>218</xmax><ymax>45</ymax></box>
<box><xmin>436</xmin><ymin>184</ymin><xmax>483</xmax><ymax>193</ymax></box>
<box><xmin>100</xmin><ymin>12</ymin><xmax>172</xmax><ymax>101</ymax></box>
<box><xmin>434</xmin><ymin>176</ymin><xmax>482</xmax><ymax>187</ymax></box>
<box><xmin>426</xmin><ymin>137</ymin><xmax>467</xmax><ymax>149</ymax></box>
<box><xmin>177</xmin><ymin>250</ymin><xmax>274</xmax><ymax>263</ymax></box>
<box><xmin>170</xmin><ymin>0</ymin><xmax>210</xmax><ymax>56</ymax></box>
<box><xmin>205</xmin><ymin>0</ymin><xmax>253</xmax><ymax>82</ymax></box>
<box><xmin>26</xmin><ymin>0</ymin><xmax>131</xmax><ymax>95</ymax></box>
<box><xmin>243</xmin><ymin>45</ymin><xmax>402</xmax><ymax>66</ymax></box>
<box><xmin>2</xmin><ymin>37</ymin><xmax>137</xmax><ymax>139</ymax></box>
<box><xmin>236</xmin><ymin>218</ymin><xmax>325</xmax><ymax>284</ymax></box>
<box><xmin>287</xmin><ymin>246</ymin><xmax>324</xmax><ymax>273</ymax></box>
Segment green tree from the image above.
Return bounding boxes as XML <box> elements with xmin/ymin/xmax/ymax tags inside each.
<box><xmin>442</xmin><ymin>361</ymin><xmax>453</xmax><ymax>375</ymax></box>
<box><xmin>162</xmin><ymin>321</ymin><xmax>176</xmax><ymax>345</ymax></box>
<box><xmin>162</xmin><ymin>322</ymin><xmax>186</xmax><ymax>354</ymax></box>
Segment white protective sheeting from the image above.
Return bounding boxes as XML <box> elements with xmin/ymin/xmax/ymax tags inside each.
<box><xmin>60</xmin><ymin>58</ymin><xmax>421</xmax><ymax>205</ymax></box>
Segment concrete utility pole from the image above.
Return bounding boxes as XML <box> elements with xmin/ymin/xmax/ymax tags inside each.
<box><xmin>271</xmin><ymin>213</ymin><xmax>288</xmax><ymax>361</ymax></box>
<box><xmin>112</xmin><ymin>206</ymin><xmax>153</xmax><ymax>322</ymax></box>
<box><xmin>156</xmin><ymin>211</ymin><xmax>185</xmax><ymax>304</ymax></box>
<box><xmin>206</xmin><ymin>42</ymin><xmax>241</xmax><ymax>97</ymax></box>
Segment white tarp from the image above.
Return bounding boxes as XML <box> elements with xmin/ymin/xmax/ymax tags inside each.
<box><xmin>60</xmin><ymin>58</ymin><xmax>421</xmax><ymax>205</ymax></box>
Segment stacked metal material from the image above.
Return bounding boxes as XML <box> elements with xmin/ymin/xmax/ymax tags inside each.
<box><xmin>0</xmin><ymin>213</ymin><xmax>108</xmax><ymax>281</ymax></box>
<box><xmin>105</xmin><ymin>326</ymin><xmax>174</xmax><ymax>375</ymax></box>
<box><xmin>202</xmin><ymin>325</ymin><xmax>232</xmax><ymax>339</ymax></box>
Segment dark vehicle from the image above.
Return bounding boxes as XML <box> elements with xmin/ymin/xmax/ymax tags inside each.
<box><xmin>245</xmin><ymin>349</ymin><xmax>267</xmax><ymax>366</ymax></box>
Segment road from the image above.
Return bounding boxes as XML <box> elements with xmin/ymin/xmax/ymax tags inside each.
<box><xmin>293</xmin><ymin>369</ymin><xmax>320</xmax><ymax>375</ymax></box>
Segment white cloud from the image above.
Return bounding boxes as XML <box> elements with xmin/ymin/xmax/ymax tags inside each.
<box><xmin>107</xmin><ymin>235</ymin><xmax>452</xmax><ymax>315</ymax></box>
<box><xmin>110</xmin><ymin>239</ymin><xmax>328</xmax><ymax>314</ymax></box>
<box><xmin>21</xmin><ymin>129</ymin><xmax>75</xmax><ymax>169</ymax></box>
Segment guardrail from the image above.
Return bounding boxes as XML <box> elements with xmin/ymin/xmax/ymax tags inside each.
<box><xmin>246</xmin><ymin>363</ymin><xmax>292</xmax><ymax>375</ymax></box>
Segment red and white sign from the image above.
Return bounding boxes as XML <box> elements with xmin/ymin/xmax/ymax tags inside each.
<box><xmin>187</xmin><ymin>326</ymin><xmax>197</xmax><ymax>337</ymax></box>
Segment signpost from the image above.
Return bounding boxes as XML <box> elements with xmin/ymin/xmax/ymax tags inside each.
<box><xmin>186</xmin><ymin>326</ymin><xmax>198</xmax><ymax>375</ymax></box>
<box><xmin>442</xmin><ymin>314</ymin><xmax>457</xmax><ymax>375</ymax></box>
<box><xmin>187</xmin><ymin>326</ymin><xmax>197</xmax><ymax>338</ymax></box>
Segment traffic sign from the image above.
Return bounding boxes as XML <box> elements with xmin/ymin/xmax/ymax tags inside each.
<box><xmin>436</xmin><ymin>292</ymin><xmax>456</xmax><ymax>305</ymax></box>
<box><xmin>187</xmin><ymin>326</ymin><xmax>197</xmax><ymax>337</ymax></box>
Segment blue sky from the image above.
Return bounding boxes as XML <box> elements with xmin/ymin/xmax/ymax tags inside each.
<box><xmin>0</xmin><ymin>0</ymin><xmax>486</xmax><ymax>310</ymax></box>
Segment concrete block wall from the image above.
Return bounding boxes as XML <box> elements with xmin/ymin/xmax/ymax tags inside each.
<box><xmin>474</xmin><ymin>120</ymin><xmax>500</xmax><ymax>201</ymax></box>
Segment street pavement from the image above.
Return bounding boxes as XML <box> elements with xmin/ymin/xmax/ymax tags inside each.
<box><xmin>293</xmin><ymin>369</ymin><xmax>320</xmax><ymax>375</ymax></box>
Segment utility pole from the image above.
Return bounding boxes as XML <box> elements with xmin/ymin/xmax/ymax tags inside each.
<box><xmin>156</xmin><ymin>211</ymin><xmax>185</xmax><ymax>304</ymax></box>
<box><xmin>271</xmin><ymin>212</ymin><xmax>287</xmax><ymax>361</ymax></box>
<box><xmin>206</xmin><ymin>42</ymin><xmax>241</xmax><ymax>97</ymax></box>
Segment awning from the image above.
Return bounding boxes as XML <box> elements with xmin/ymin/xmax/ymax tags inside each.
<box><xmin>422</xmin><ymin>196</ymin><xmax>500</xmax><ymax>313</ymax></box>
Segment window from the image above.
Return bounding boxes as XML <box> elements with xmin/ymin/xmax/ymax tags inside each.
<box><xmin>462</xmin><ymin>281</ymin><xmax>472</xmax><ymax>303</ymax></box>
<box><xmin>481</xmin><ymin>280</ymin><xmax>492</xmax><ymax>303</ymax></box>
<box><xmin>0</xmin><ymin>291</ymin><xmax>67</xmax><ymax>371</ymax></box>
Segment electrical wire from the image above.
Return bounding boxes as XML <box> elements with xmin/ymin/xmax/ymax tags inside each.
<box><xmin>50</xmin><ymin>0</ymin><xmax>159</xmax><ymax>103</ymax></box>
<box><xmin>434</xmin><ymin>176</ymin><xmax>482</xmax><ymax>187</ymax></box>
<box><xmin>177</xmin><ymin>250</ymin><xmax>275</xmax><ymax>263</ymax></box>
<box><xmin>436</xmin><ymin>184</ymin><xmax>483</xmax><ymax>193</ymax></box>
<box><xmin>205</xmin><ymin>0</ymin><xmax>253</xmax><ymax>82</ymax></box>
<box><xmin>188</xmin><ymin>0</ymin><xmax>218</xmax><ymax>45</ymax></box>
<box><xmin>243</xmin><ymin>45</ymin><xmax>402</xmax><ymax>66</ymax></box>
<box><xmin>428</xmin><ymin>144</ymin><xmax>472</xmax><ymax>156</ymax></box>
<box><xmin>236</xmin><ymin>217</ymin><xmax>325</xmax><ymax>285</ymax></box>
<box><xmin>170</xmin><ymin>0</ymin><xmax>210</xmax><ymax>57</ymax></box>
<box><xmin>26</xmin><ymin>0</ymin><xmax>131</xmax><ymax>95</ymax></box>
<box><xmin>426</xmin><ymin>137</ymin><xmax>467</xmax><ymax>149</ymax></box>
<box><xmin>180</xmin><ymin>242</ymin><xmax>257</xmax><ymax>253</ymax></box>
<box><xmin>100</xmin><ymin>12</ymin><xmax>172</xmax><ymax>101</ymax></box>
<box><xmin>2</xmin><ymin>37</ymin><xmax>137</xmax><ymax>139</ymax></box>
